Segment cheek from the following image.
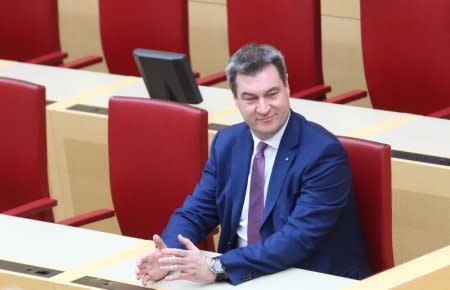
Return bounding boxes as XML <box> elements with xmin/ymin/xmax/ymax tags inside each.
<box><xmin>239</xmin><ymin>105</ymin><xmax>254</xmax><ymax>115</ymax></box>
<box><xmin>242</xmin><ymin>109</ymin><xmax>255</xmax><ymax>121</ymax></box>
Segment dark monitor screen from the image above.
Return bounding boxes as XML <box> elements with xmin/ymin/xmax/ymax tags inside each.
<box><xmin>133</xmin><ymin>48</ymin><xmax>203</xmax><ymax>104</ymax></box>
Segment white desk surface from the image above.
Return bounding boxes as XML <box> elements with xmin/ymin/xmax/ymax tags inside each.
<box><xmin>80</xmin><ymin>79</ymin><xmax>450</xmax><ymax>160</ymax></box>
<box><xmin>0</xmin><ymin>214</ymin><xmax>146</xmax><ymax>271</ymax></box>
<box><xmin>86</xmin><ymin>254</ymin><xmax>356</xmax><ymax>290</ymax></box>
<box><xmin>0</xmin><ymin>214</ymin><xmax>355</xmax><ymax>290</ymax></box>
<box><xmin>84</xmin><ymin>81</ymin><xmax>235</xmax><ymax>114</ymax></box>
<box><xmin>370</xmin><ymin>116</ymin><xmax>450</xmax><ymax>158</ymax></box>
<box><xmin>0</xmin><ymin>60</ymin><xmax>125</xmax><ymax>102</ymax></box>
<box><xmin>82</xmin><ymin>81</ymin><xmax>397</xmax><ymax>135</ymax></box>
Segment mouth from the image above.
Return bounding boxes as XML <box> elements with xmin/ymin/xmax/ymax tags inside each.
<box><xmin>257</xmin><ymin>114</ymin><xmax>275</xmax><ymax>122</ymax></box>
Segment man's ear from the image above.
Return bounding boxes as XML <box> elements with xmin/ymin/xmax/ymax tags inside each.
<box><xmin>285</xmin><ymin>73</ymin><xmax>291</xmax><ymax>95</ymax></box>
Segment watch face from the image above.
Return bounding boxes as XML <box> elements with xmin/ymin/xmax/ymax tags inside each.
<box><xmin>211</xmin><ymin>258</ymin><xmax>224</xmax><ymax>273</ymax></box>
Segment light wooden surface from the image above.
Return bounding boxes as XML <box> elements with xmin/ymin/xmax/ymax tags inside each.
<box><xmin>1</xmin><ymin>215</ymin><xmax>448</xmax><ymax>290</ymax></box>
<box><xmin>81</xmin><ymin>256</ymin><xmax>355</xmax><ymax>290</ymax></box>
<box><xmin>0</xmin><ymin>214</ymin><xmax>355</xmax><ymax>290</ymax></box>
<box><xmin>342</xmin><ymin>245</ymin><xmax>450</xmax><ymax>290</ymax></box>
<box><xmin>0</xmin><ymin>214</ymin><xmax>151</xmax><ymax>290</ymax></box>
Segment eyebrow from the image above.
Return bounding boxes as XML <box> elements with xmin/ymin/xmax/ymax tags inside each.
<box><xmin>240</xmin><ymin>86</ymin><xmax>280</xmax><ymax>98</ymax></box>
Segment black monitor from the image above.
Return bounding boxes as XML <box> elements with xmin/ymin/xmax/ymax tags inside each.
<box><xmin>133</xmin><ymin>48</ymin><xmax>203</xmax><ymax>104</ymax></box>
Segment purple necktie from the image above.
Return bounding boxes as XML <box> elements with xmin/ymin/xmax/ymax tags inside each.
<box><xmin>247</xmin><ymin>142</ymin><xmax>268</xmax><ymax>244</ymax></box>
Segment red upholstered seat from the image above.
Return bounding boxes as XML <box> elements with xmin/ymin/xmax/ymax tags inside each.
<box><xmin>0</xmin><ymin>77</ymin><xmax>53</xmax><ymax>221</ymax></box>
<box><xmin>108</xmin><ymin>97</ymin><xmax>215</xmax><ymax>251</ymax></box>
<box><xmin>359</xmin><ymin>0</ymin><xmax>450</xmax><ymax>118</ymax></box>
<box><xmin>0</xmin><ymin>0</ymin><xmax>101</xmax><ymax>68</ymax></box>
<box><xmin>197</xmin><ymin>0</ymin><xmax>366</xmax><ymax>103</ymax></box>
<box><xmin>0</xmin><ymin>77</ymin><xmax>113</xmax><ymax>226</ymax></box>
<box><xmin>229</xmin><ymin>0</ymin><xmax>326</xmax><ymax>100</ymax></box>
<box><xmin>99</xmin><ymin>0</ymin><xmax>192</xmax><ymax>76</ymax></box>
<box><xmin>338</xmin><ymin>136</ymin><xmax>394</xmax><ymax>274</ymax></box>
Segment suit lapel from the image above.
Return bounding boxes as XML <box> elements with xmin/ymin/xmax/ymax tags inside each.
<box><xmin>262</xmin><ymin>112</ymin><xmax>301</xmax><ymax>224</ymax></box>
<box><xmin>229</xmin><ymin>127</ymin><xmax>253</xmax><ymax>233</ymax></box>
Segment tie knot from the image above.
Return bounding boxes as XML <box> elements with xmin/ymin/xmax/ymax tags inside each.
<box><xmin>256</xmin><ymin>142</ymin><xmax>268</xmax><ymax>155</ymax></box>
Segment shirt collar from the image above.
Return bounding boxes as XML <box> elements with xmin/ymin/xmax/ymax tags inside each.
<box><xmin>251</xmin><ymin>111</ymin><xmax>291</xmax><ymax>151</ymax></box>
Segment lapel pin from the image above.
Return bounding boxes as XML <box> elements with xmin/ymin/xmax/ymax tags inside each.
<box><xmin>285</xmin><ymin>157</ymin><xmax>289</xmax><ymax>161</ymax></box>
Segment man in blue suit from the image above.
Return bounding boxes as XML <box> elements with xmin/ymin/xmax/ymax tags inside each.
<box><xmin>136</xmin><ymin>44</ymin><xmax>371</xmax><ymax>285</ymax></box>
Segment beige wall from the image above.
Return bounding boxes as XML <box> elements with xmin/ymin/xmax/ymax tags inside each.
<box><xmin>58</xmin><ymin>0</ymin><xmax>369</xmax><ymax>104</ymax></box>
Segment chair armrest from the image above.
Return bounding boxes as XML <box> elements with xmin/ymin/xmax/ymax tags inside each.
<box><xmin>3</xmin><ymin>197</ymin><xmax>57</xmax><ymax>217</ymax></box>
<box><xmin>326</xmin><ymin>89</ymin><xmax>367</xmax><ymax>104</ymax></box>
<box><xmin>27</xmin><ymin>51</ymin><xmax>68</xmax><ymax>66</ymax></box>
<box><xmin>60</xmin><ymin>55</ymin><xmax>103</xmax><ymax>69</ymax></box>
<box><xmin>290</xmin><ymin>84</ymin><xmax>332</xmax><ymax>100</ymax></box>
<box><xmin>197</xmin><ymin>71</ymin><xmax>227</xmax><ymax>86</ymax></box>
<box><xmin>428</xmin><ymin>106</ymin><xmax>450</xmax><ymax>119</ymax></box>
<box><xmin>58</xmin><ymin>209</ymin><xmax>115</xmax><ymax>227</ymax></box>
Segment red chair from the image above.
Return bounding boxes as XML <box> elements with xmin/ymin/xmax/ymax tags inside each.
<box><xmin>338</xmin><ymin>136</ymin><xmax>394</xmax><ymax>273</ymax></box>
<box><xmin>108</xmin><ymin>97</ymin><xmax>215</xmax><ymax>251</ymax></box>
<box><xmin>0</xmin><ymin>77</ymin><xmax>113</xmax><ymax>226</ymax></box>
<box><xmin>99</xmin><ymin>0</ymin><xmax>193</xmax><ymax>76</ymax></box>
<box><xmin>197</xmin><ymin>0</ymin><xmax>366</xmax><ymax>102</ymax></box>
<box><xmin>0</xmin><ymin>0</ymin><xmax>102</xmax><ymax>68</ymax></box>
<box><xmin>357</xmin><ymin>0</ymin><xmax>450</xmax><ymax>118</ymax></box>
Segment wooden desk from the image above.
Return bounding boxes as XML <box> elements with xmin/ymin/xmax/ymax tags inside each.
<box><xmin>2</xmin><ymin>215</ymin><xmax>447</xmax><ymax>290</ymax></box>
<box><xmin>62</xmin><ymin>256</ymin><xmax>355</xmax><ymax>290</ymax></box>
<box><xmin>342</xmin><ymin>245</ymin><xmax>450</xmax><ymax>290</ymax></box>
<box><xmin>0</xmin><ymin>214</ymin><xmax>355</xmax><ymax>290</ymax></box>
<box><xmin>1</xmin><ymin>61</ymin><xmax>449</xmax><ymax>265</ymax></box>
<box><xmin>0</xmin><ymin>60</ymin><xmax>125</xmax><ymax>103</ymax></box>
<box><xmin>0</xmin><ymin>214</ymin><xmax>151</xmax><ymax>290</ymax></box>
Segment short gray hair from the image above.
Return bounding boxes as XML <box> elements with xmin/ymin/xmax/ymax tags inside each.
<box><xmin>226</xmin><ymin>43</ymin><xmax>287</xmax><ymax>96</ymax></box>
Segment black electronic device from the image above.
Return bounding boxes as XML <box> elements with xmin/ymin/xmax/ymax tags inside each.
<box><xmin>133</xmin><ymin>48</ymin><xmax>202</xmax><ymax>104</ymax></box>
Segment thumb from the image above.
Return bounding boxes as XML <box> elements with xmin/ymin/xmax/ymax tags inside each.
<box><xmin>153</xmin><ymin>234</ymin><xmax>167</xmax><ymax>250</ymax></box>
<box><xmin>178</xmin><ymin>234</ymin><xmax>198</xmax><ymax>250</ymax></box>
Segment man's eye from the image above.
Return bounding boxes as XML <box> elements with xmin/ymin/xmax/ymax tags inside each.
<box><xmin>267</xmin><ymin>91</ymin><xmax>278</xmax><ymax>98</ymax></box>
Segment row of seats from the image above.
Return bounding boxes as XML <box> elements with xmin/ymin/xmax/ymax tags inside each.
<box><xmin>0</xmin><ymin>0</ymin><xmax>102</xmax><ymax>68</ymax></box>
<box><xmin>0</xmin><ymin>76</ymin><xmax>392</xmax><ymax>274</ymax></box>
<box><xmin>0</xmin><ymin>0</ymin><xmax>448</xmax><ymax>117</ymax></box>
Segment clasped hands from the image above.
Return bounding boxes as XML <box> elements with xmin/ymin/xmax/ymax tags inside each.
<box><xmin>135</xmin><ymin>234</ymin><xmax>215</xmax><ymax>286</ymax></box>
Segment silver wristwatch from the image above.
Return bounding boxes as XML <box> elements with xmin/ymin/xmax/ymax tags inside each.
<box><xmin>209</xmin><ymin>257</ymin><xmax>227</xmax><ymax>281</ymax></box>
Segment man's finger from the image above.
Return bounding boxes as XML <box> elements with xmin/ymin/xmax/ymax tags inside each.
<box><xmin>177</xmin><ymin>234</ymin><xmax>198</xmax><ymax>250</ymax></box>
<box><xmin>159</xmin><ymin>255</ymin><xmax>179</xmax><ymax>265</ymax></box>
<box><xmin>153</xmin><ymin>234</ymin><xmax>167</xmax><ymax>249</ymax></box>
<box><xmin>141</xmin><ymin>274</ymin><xmax>150</xmax><ymax>286</ymax></box>
<box><xmin>164</xmin><ymin>270</ymin><xmax>191</xmax><ymax>281</ymax></box>
<box><xmin>161</xmin><ymin>248</ymin><xmax>187</xmax><ymax>257</ymax></box>
<box><xmin>135</xmin><ymin>265</ymin><xmax>142</xmax><ymax>278</ymax></box>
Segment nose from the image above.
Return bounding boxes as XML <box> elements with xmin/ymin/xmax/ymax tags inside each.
<box><xmin>256</xmin><ymin>98</ymin><xmax>270</xmax><ymax>114</ymax></box>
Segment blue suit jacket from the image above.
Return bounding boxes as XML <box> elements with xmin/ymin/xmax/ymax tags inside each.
<box><xmin>162</xmin><ymin>111</ymin><xmax>371</xmax><ymax>285</ymax></box>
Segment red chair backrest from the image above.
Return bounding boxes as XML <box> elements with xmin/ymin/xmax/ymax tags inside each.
<box><xmin>0</xmin><ymin>0</ymin><xmax>61</xmax><ymax>63</ymax></box>
<box><xmin>0</xmin><ymin>77</ymin><xmax>53</xmax><ymax>221</ymax></box>
<box><xmin>361</xmin><ymin>0</ymin><xmax>450</xmax><ymax>115</ymax></box>
<box><xmin>338</xmin><ymin>136</ymin><xmax>394</xmax><ymax>273</ymax></box>
<box><xmin>108</xmin><ymin>97</ymin><xmax>208</xmax><ymax>240</ymax></box>
<box><xmin>227</xmin><ymin>0</ymin><xmax>325</xmax><ymax>98</ymax></box>
<box><xmin>99</xmin><ymin>0</ymin><xmax>190</xmax><ymax>76</ymax></box>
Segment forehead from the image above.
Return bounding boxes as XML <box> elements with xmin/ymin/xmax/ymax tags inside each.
<box><xmin>235</xmin><ymin>64</ymin><xmax>284</xmax><ymax>95</ymax></box>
